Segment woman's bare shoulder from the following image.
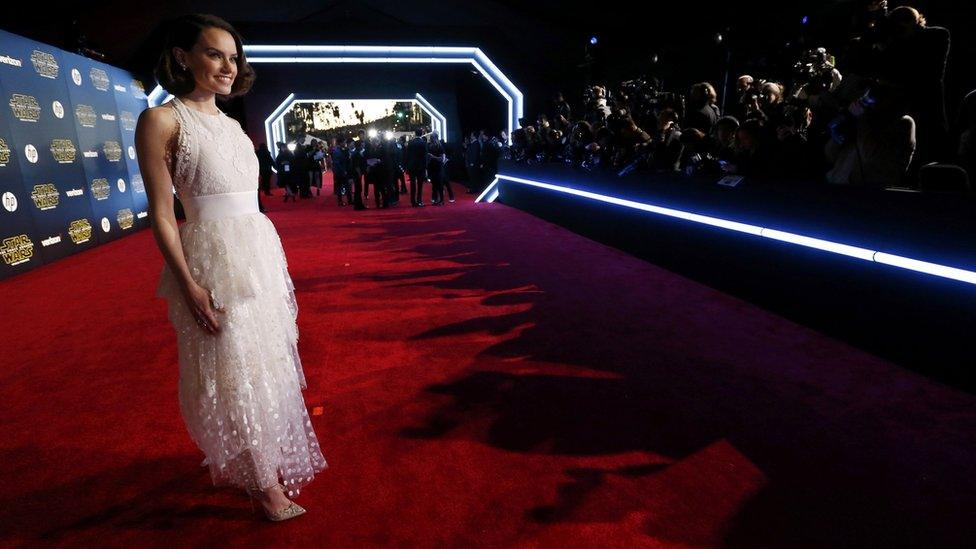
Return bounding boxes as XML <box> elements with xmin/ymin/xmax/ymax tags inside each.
<box><xmin>137</xmin><ymin>103</ymin><xmax>178</xmax><ymax>132</ymax></box>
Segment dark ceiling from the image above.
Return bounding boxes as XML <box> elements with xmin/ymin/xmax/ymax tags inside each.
<box><xmin>3</xmin><ymin>0</ymin><xmax>974</xmax><ymax>117</ymax></box>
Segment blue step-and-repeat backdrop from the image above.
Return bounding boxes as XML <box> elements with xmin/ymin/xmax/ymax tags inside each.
<box><xmin>0</xmin><ymin>29</ymin><xmax>150</xmax><ymax>281</ymax></box>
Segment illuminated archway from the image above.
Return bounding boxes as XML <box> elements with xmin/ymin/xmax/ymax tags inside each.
<box><xmin>149</xmin><ymin>44</ymin><xmax>522</xmax><ymax>145</ymax></box>
<box><xmin>266</xmin><ymin>94</ymin><xmax>447</xmax><ymax>157</ymax></box>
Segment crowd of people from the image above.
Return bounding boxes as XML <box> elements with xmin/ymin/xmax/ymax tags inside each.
<box><xmin>511</xmin><ymin>3</ymin><xmax>974</xmax><ymax>191</ymax></box>
<box><xmin>255</xmin><ymin>126</ymin><xmax>509</xmax><ymax>210</ymax></box>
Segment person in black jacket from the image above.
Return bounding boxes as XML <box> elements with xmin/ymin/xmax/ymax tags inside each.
<box><xmin>274</xmin><ymin>142</ymin><xmax>297</xmax><ymax>202</ymax></box>
<box><xmin>480</xmin><ymin>131</ymin><xmax>500</xmax><ymax>193</ymax></box>
<box><xmin>881</xmin><ymin>6</ymin><xmax>950</xmax><ymax>167</ymax></box>
<box><xmin>330</xmin><ymin>139</ymin><xmax>350</xmax><ymax>206</ymax></box>
<box><xmin>406</xmin><ymin>129</ymin><xmax>428</xmax><ymax>207</ymax></box>
<box><xmin>381</xmin><ymin>136</ymin><xmax>398</xmax><ymax>207</ymax></box>
<box><xmin>428</xmin><ymin>132</ymin><xmax>447</xmax><ymax>205</ymax></box>
<box><xmin>364</xmin><ymin>137</ymin><xmax>388</xmax><ymax>208</ymax></box>
<box><xmin>464</xmin><ymin>131</ymin><xmax>482</xmax><ymax>193</ymax></box>
<box><xmin>394</xmin><ymin>136</ymin><xmax>408</xmax><ymax>195</ymax></box>
<box><xmin>350</xmin><ymin>139</ymin><xmax>367</xmax><ymax>210</ymax></box>
<box><xmin>686</xmin><ymin>82</ymin><xmax>721</xmax><ymax>134</ymax></box>
<box><xmin>255</xmin><ymin>143</ymin><xmax>274</xmax><ymax>196</ymax></box>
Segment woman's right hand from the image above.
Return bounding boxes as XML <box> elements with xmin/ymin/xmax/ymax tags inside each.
<box><xmin>181</xmin><ymin>281</ymin><xmax>224</xmax><ymax>335</ymax></box>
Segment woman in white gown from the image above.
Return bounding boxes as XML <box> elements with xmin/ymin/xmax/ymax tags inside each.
<box><xmin>134</xmin><ymin>14</ymin><xmax>327</xmax><ymax>521</ymax></box>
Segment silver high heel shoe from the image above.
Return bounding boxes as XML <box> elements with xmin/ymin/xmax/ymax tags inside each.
<box><xmin>247</xmin><ymin>483</ymin><xmax>307</xmax><ymax>522</ymax></box>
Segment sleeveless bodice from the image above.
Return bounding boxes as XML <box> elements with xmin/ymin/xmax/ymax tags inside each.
<box><xmin>169</xmin><ymin>96</ymin><xmax>259</xmax><ymax>199</ymax></box>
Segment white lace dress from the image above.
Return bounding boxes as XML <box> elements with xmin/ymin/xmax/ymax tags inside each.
<box><xmin>155</xmin><ymin>97</ymin><xmax>327</xmax><ymax>496</ymax></box>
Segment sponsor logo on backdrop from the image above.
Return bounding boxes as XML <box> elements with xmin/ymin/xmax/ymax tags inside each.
<box><xmin>89</xmin><ymin>68</ymin><xmax>110</xmax><ymax>91</ymax></box>
<box><xmin>136</xmin><ymin>210</ymin><xmax>148</xmax><ymax>219</ymax></box>
<box><xmin>0</xmin><ymin>138</ymin><xmax>10</xmax><ymax>166</ymax></box>
<box><xmin>131</xmin><ymin>174</ymin><xmax>145</xmax><ymax>194</ymax></box>
<box><xmin>100</xmin><ymin>217</ymin><xmax>110</xmax><ymax>232</ymax></box>
<box><xmin>83</xmin><ymin>150</ymin><xmax>98</xmax><ymax>159</ymax></box>
<box><xmin>1</xmin><ymin>234</ymin><xmax>34</xmax><ymax>265</ymax></box>
<box><xmin>71</xmin><ymin>68</ymin><xmax>82</xmax><ymax>86</ymax></box>
<box><xmin>127</xmin><ymin>145</ymin><xmax>135</xmax><ymax>159</ymax></box>
<box><xmin>41</xmin><ymin>235</ymin><xmax>61</xmax><ymax>247</ymax></box>
<box><xmin>68</xmin><ymin>219</ymin><xmax>92</xmax><ymax>244</ymax></box>
<box><xmin>0</xmin><ymin>54</ymin><xmax>23</xmax><ymax>68</ymax></box>
<box><xmin>131</xmin><ymin>79</ymin><xmax>145</xmax><ymax>94</ymax></box>
<box><xmin>24</xmin><ymin>144</ymin><xmax>38</xmax><ymax>164</ymax></box>
<box><xmin>65</xmin><ymin>188</ymin><xmax>83</xmax><ymax>197</ymax></box>
<box><xmin>117</xmin><ymin>208</ymin><xmax>134</xmax><ymax>229</ymax></box>
<box><xmin>91</xmin><ymin>178</ymin><xmax>110</xmax><ymax>200</ymax></box>
<box><xmin>75</xmin><ymin>104</ymin><xmax>96</xmax><ymax>127</ymax></box>
<box><xmin>100</xmin><ymin>113</ymin><xmax>116</xmax><ymax>121</ymax></box>
<box><xmin>52</xmin><ymin>100</ymin><xmax>64</xmax><ymax>119</ymax></box>
<box><xmin>103</xmin><ymin>141</ymin><xmax>122</xmax><ymax>162</ymax></box>
<box><xmin>116</xmin><ymin>178</ymin><xmax>126</xmax><ymax>192</ymax></box>
<box><xmin>2</xmin><ymin>192</ymin><xmax>17</xmax><ymax>212</ymax></box>
<box><xmin>120</xmin><ymin>111</ymin><xmax>136</xmax><ymax>131</ymax></box>
<box><xmin>30</xmin><ymin>183</ymin><xmax>59</xmax><ymax>210</ymax></box>
<box><xmin>30</xmin><ymin>50</ymin><xmax>58</xmax><ymax>79</ymax></box>
<box><xmin>10</xmin><ymin>94</ymin><xmax>41</xmax><ymax>122</ymax></box>
<box><xmin>50</xmin><ymin>139</ymin><xmax>76</xmax><ymax>163</ymax></box>
<box><xmin>114</xmin><ymin>84</ymin><xmax>126</xmax><ymax>93</ymax></box>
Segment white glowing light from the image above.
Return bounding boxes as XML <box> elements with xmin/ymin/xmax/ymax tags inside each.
<box><xmin>367</xmin><ymin>129</ymin><xmax>378</xmax><ymax>138</ymax></box>
<box><xmin>148</xmin><ymin>45</ymin><xmax>521</xmax><ymax>144</ymax></box>
<box><xmin>476</xmin><ymin>178</ymin><xmax>500</xmax><ymax>203</ymax></box>
<box><xmin>493</xmin><ymin>173</ymin><xmax>976</xmax><ymax>286</ymax></box>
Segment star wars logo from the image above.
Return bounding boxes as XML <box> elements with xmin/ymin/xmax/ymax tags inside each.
<box><xmin>120</xmin><ymin>111</ymin><xmax>136</xmax><ymax>131</ymax></box>
<box><xmin>75</xmin><ymin>104</ymin><xmax>97</xmax><ymax>128</ymax></box>
<box><xmin>30</xmin><ymin>50</ymin><xmax>58</xmax><ymax>79</ymax></box>
<box><xmin>0</xmin><ymin>138</ymin><xmax>10</xmax><ymax>166</ymax></box>
<box><xmin>31</xmin><ymin>183</ymin><xmax>59</xmax><ymax>210</ymax></box>
<box><xmin>89</xmin><ymin>68</ymin><xmax>110</xmax><ymax>91</ymax></box>
<box><xmin>1</xmin><ymin>235</ymin><xmax>34</xmax><ymax>266</ymax></box>
<box><xmin>103</xmin><ymin>141</ymin><xmax>122</xmax><ymax>162</ymax></box>
<box><xmin>68</xmin><ymin>219</ymin><xmax>92</xmax><ymax>244</ymax></box>
<box><xmin>117</xmin><ymin>208</ymin><xmax>134</xmax><ymax>229</ymax></box>
<box><xmin>10</xmin><ymin>94</ymin><xmax>41</xmax><ymax>122</ymax></box>
<box><xmin>90</xmin><ymin>178</ymin><xmax>110</xmax><ymax>200</ymax></box>
<box><xmin>50</xmin><ymin>139</ymin><xmax>76</xmax><ymax>163</ymax></box>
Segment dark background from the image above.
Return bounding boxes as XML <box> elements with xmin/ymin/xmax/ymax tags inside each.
<box><xmin>4</xmin><ymin>0</ymin><xmax>974</xmax><ymax>140</ymax></box>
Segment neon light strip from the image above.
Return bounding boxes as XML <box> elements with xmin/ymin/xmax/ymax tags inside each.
<box><xmin>264</xmin><ymin>93</ymin><xmax>295</xmax><ymax>158</ymax></box>
<box><xmin>476</xmin><ymin>177</ymin><xmax>499</xmax><ymax>202</ymax></box>
<box><xmin>495</xmin><ymin>173</ymin><xmax>976</xmax><ymax>286</ymax></box>
<box><xmin>148</xmin><ymin>45</ymin><xmax>522</xmax><ymax>143</ymax></box>
<box><xmin>414</xmin><ymin>93</ymin><xmax>448</xmax><ymax>142</ymax></box>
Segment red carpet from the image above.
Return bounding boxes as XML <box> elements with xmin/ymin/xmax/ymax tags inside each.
<box><xmin>2</xmin><ymin>178</ymin><xmax>975</xmax><ymax>546</ymax></box>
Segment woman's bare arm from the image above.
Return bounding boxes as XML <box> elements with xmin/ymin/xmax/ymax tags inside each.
<box><xmin>135</xmin><ymin>105</ymin><xmax>222</xmax><ymax>333</ymax></box>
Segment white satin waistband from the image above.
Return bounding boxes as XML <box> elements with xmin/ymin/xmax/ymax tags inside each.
<box><xmin>182</xmin><ymin>190</ymin><xmax>259</xmax><ymax>222</ymax></box>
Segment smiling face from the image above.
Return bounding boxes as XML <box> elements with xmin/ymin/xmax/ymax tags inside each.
<box><xmin>172</xmin><ymin>26</ymin><xmax>239</xmax><ymax>97</ymax></box>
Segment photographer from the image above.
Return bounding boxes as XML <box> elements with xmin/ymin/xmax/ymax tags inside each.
<box><xmin>825</xmin><ymin>84</ymin><xmax>916</xmax><ymax>187</ymax></box>
<box><xmin>648</xmin><ymin>109</ymin><xmax>683</xmax><ymax>173</ymax></box>
<box><xmin>686</xmin><ymin>82</ymin><xmax>721</xmax><ymax>134</ymax></box>
<box><xmin>881</xmin><ymin>6</ymin><xmax>950</xmax><ymax>165</ymax></box>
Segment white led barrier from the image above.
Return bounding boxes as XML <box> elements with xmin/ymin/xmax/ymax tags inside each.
<box><xmin>494</xmin><ymin>173</ymin><xmax>976</xmax><ymax>286</ymax></box>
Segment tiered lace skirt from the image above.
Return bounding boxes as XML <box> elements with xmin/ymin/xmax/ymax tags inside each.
<box><xmin>157</xmin><ymin>212</ymin><xmax>327</xmax><ymax>496</ymax></box>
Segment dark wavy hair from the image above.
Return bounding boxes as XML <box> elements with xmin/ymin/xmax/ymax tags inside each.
<box><xmin>154</xmin><ymin>14</ymin><xmax>255</xmax><ymax>99</ymax></box>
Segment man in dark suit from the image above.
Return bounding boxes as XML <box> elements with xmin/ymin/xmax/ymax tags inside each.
<box><xmin>406</xmin><ymin>129</ymin><xmax>428</xmax><ymax>207</ymax></box>
<box><xmin>882</xmin><ymin>6</ymin><xmax>950</xmax><ymax>167</ymax></box>
<box><xmin>464</xmin><ymin>131</ymin><xmax>482</xmax><ymax>193</ymax></box>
